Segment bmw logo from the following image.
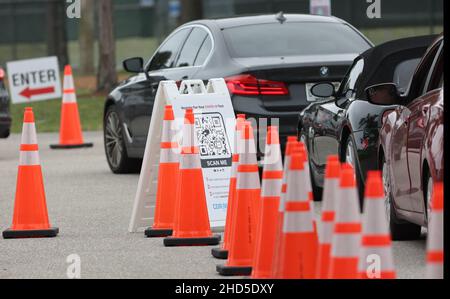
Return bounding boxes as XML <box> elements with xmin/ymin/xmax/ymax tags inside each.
<box><xmin>319</xmin><ymin>66</ymin><xmax>329</xmax><ymax>77</ymax></box>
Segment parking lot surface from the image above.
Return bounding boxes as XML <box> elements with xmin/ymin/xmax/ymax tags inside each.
<box><xmin>0</xmin><ymin>132</ymin><xmax>426</xmax><ymax>279</ymax></box>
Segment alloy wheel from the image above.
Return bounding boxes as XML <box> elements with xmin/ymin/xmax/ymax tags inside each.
<box><xmin>105</xmin><ymin>111</ymin><xmax>123</xmax><ymax>169</ymax></box>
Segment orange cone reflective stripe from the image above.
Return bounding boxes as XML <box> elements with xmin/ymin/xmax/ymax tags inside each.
<box><xmin>145</xmin><ymin>105</ymin><xmax>179</xmax><ymax>237</ymax></box>
<box><xmin>3</xmin><ymin>107</ymin><xmax>59</xmax><ymax>239</ymax></box>
<box><xmin>359</xmin><ymin>171</ymin><xmax>396</xmax><ymax>279</ymax></box>
<box><xmin>251</xmin><ymin>126</ymin><xmax>283</xmax><ymax>278</ymax></box>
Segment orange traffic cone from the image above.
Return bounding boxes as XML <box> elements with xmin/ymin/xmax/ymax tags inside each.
<box><xmin>50</xmin><ymin>65</ymin><xmax>93</xmax><ymax>149</ymax></box>
<box><xmin>316</xmin><ymin>155</ymin><xmax>340</xmax><ymax>278</ymax></box>
<box><xmin>426</xmin><ymin>182</ymin><xmax>443</xmax><ymax>279</ymax></box>
<box><xmin>251</xmin><ymin>126</ymin><xmax>283</xmax><ymax>278</ymax></box>
<box><xmin>3</xmin><ymin>107</ymin><xmax>59</xmax><ymax>239</ymax></box>
<box><xmin>212</xmin><ymin>114</ymin><xmax>246</xmax><ymax>259</ymax></box>
<box><xmin>163</xmin><ymin>108</ymin><xmax>220</xmax><ymax>246</ymax></box>
<box><xmin>359</xmin><ymin>171</ymin><xmax>396</xmax><ymax>279</ymax></box>
<box><xmin>276</xmin><ymin>152</ymin><xmax>318</xmax><ymax>278</ymax></box>
<box><xmin>145</xmin><ymin>105</ymin><xmax>179</xmax><ymax>237</ymax></box>
<box><xmin>217</xmin><ymin>121</ymin><xmax>260</xmax><ymax>276</ymax></box>
<box><xmin>329</xmin><ymin>163</ymin><xmax>361</xmax><ymax>279</ymax></box>
<box><xmin>272</xmin><ymin>137</ymin><xmax>300</xmax><ymax>277</ymax></box>
<box><xmin>298</xmin><ymin>141</ymin><xmax>318</xmax><ymax>236</ymax></box>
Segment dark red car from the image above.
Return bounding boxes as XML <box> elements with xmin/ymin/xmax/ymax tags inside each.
<box><xmin>366</xmin><ymin>35</ymin><xmax>443</xmax><ymax>240</ymax></box>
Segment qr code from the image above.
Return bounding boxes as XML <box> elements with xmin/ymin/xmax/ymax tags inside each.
<box><xmin>194</xmin><ymin>113</ymin><xmax>231</xmax><ymax>158</ymax></box>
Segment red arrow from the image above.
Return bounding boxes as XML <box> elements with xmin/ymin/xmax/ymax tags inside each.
<box><xmin>19</xmin><ymin>86</ymin><xmax>55</xmax><ymax>99</ymax></box>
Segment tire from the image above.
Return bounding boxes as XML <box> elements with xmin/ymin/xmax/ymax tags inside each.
<box><xmin>104</xmin><ymin>105</ymin><xmax>142</xmax><ymax>174</ymax></box>
<box><xmin>343</xmin><ymin>136</ymin><xmax>364</xmax><ymax>209</ymax></box>
<box><xmin>310</xmin><ymin>165</ymin><xmax>323</xmax><ymax>201</ymax></box>
<box><xmin>300</xmin><ymin>133</ymin><xmax>322</xmax><ymax>201</ymax></box>
<box><xmin>381</xmin><ymin>155</ymin><xmax>421</xmax><ymax>241</ymax></box>
<box><xmin>0</xmin><ymin>128</ymin><xmax>10</xmax><ymax>138</ymax></box>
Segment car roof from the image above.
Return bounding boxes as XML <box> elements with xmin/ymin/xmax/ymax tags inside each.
<box><xmin>188</xmin><ymin>13</ymin><xmax>345</xmax><ymax>29</ymax></box>
<box><xmin>353</xmin><ymin>35</ymin><xmax>437</xmax><ymax>98</ymax></box>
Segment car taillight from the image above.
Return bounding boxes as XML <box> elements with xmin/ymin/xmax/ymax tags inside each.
<box><xmin>225</xmin><ymin>74</ymin><xmax>288</xmax><ymax>96</ymax></box>
<box><xmin>0</xmin><ymin>68</ymin><xmax>5</xmax><ymax>80</ymax></box>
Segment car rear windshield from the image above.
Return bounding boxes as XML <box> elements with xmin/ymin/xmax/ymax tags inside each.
<box><xmin>222</xmin><ymin>22</ymin><xmax>371</xmax><ymax>58</ymax></box>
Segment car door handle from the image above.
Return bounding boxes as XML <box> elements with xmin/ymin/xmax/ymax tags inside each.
<box><xmin>181</xmin><ymin>75</ymin><xmax>189</xmax><ymax>80</ymax></box>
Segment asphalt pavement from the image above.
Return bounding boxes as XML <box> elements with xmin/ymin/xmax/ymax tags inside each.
<box><xmin>0</xmin><ymin>132</ymin><xmax>427</xmax><ymax>279</ymax></box>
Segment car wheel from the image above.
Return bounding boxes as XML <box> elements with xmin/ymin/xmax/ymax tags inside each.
<box><xmin>300</xmin><ymin>133</ymin><xmax>322</xmax><ymax>201</ymax></box>
<box><xmin>381</xmin><ymin>156</ymin><xmax>421</xmax><ymax>241</ymax></box>
<box><xmin>104</xmin><ymin>105</ymin><xmax>142</xmax><ymax>174</ymax></box>
<box><xmin>344</xmin><ymin>137</ymin><xmax>364</xmax><ymax>209</ymax></box>
<box><xmin>0</xmin><ymin>128</ymin><xmax>10</xmax><ymax>138</ymax></box>
<box><xmin>425</xmin><ymin>172</ymin><xmax>433</xmax><ymax>226</ymax></box>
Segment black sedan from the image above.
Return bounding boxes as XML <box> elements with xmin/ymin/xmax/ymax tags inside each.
<box><xmin>0</xmin><ymin>67</ymin><xmax>11</xmax><ymax>139</ymax></box>
<box><xmin>297</xmin><ymin>35</ymin><xmax>436</xmax><ymax>204</ymax></box>
<box><xmin>103</xmin><ymin>13</ymin><xmax>372</xmax><ymax>173</ymax></box>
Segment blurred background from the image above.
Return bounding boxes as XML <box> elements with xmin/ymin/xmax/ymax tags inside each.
<box><xmin>0</xmin><ymin>0</ymin><xmax>443</xmax><ymax>133</ymax></box>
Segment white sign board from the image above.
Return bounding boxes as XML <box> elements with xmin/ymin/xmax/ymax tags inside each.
<box><xmin>310</xmin><ymin>0</ymin><xmax>331</xmax><ymax>16</ymax></box>
<box><xmin>6</xmin><ymin>56</ymin><xmax>62</xmax><ymax>104</ymax></box>
<box><xmin>129</xmin><ymin>79</ymin><xmax>236</xmax><ymax>232</ymax></box>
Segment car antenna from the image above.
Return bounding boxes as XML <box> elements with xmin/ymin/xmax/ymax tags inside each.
<box><xmin>275</xmin><ymin>11</ymin><xmax>286</xmax><ymax>24</ymax></box>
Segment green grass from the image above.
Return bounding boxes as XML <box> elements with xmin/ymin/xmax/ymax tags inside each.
<box><xmin>10</xmin><ymin>94</ymin><xmax>105</xmax><ymax>134</ymax></box>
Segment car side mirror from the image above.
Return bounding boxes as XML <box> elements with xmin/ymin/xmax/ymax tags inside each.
<box><xmin>123</xmin><ymin>57</ymin><xmax>144</xmax><ymax>73</ymax></box>
<box><xmin>310</xmin><ymin>82</ymin><xmax>335</xmax><ymax>98</ymax></box>
<box><xmin>365</xmin><ymin>83</ymin><xmax>400</xmax><ymax>105</ymax></box>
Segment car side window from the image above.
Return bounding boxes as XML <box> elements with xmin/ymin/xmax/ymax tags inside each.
<box><xmin>339</xmin><ymin>58</ymin><xmax>364</xmax><ymax>99</ymax></box>
<box><xmin>393</xmin><ymin>58</ymin><xmax>421</xmax><ymax>93</ymax></box>
<box><xmin>194</xmin><ymin>35</ymin><xmax>212</xmax><ymax>66</ymax></box>
<box><xmin>175</xmin><ymin>27</ymin><xmax>208</xmax><ymax>68</ymax></box>
<box><xmin>148</xmin><ymin>28</ymin><xmax>191</xmax><ymax>71</ymax></box>
<box><xmin>426</xmin><ymin>43</ymin><xmax>443</xmax><ymax>92</ymax></box>
<box><xmin>408</xmin><ymin>40</ymin><xmax>441</xmax><ymax>98</ymax></box>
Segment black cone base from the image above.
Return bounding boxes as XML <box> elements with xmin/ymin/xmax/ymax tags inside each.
<box><xmin>3</xmin><ymin>227</ymin><xmax>59</xmax><ymax>239</ymax></box>
<box><xmin>145</xmin><ymin>227</ymin><xmax>173</xmax><ymax>238</ymax></box>
<box><xmin>216</xmin><ymin>264</ymin><xmax>252</xmax><ymax>276</ymax></box>
<box><xmin>211</xmin><ymin>247</ymin><xmax>229</xmax><ymax>259</ymax></box>
<box><xmin>164</xmin><ymin>234</ymin><xmax>220</xmax><ymax>247</ymax></box>
<box><xmin>50</xmin><ymin>143</ymin><xmax>93</xmax><ymax>149</ymax></box>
